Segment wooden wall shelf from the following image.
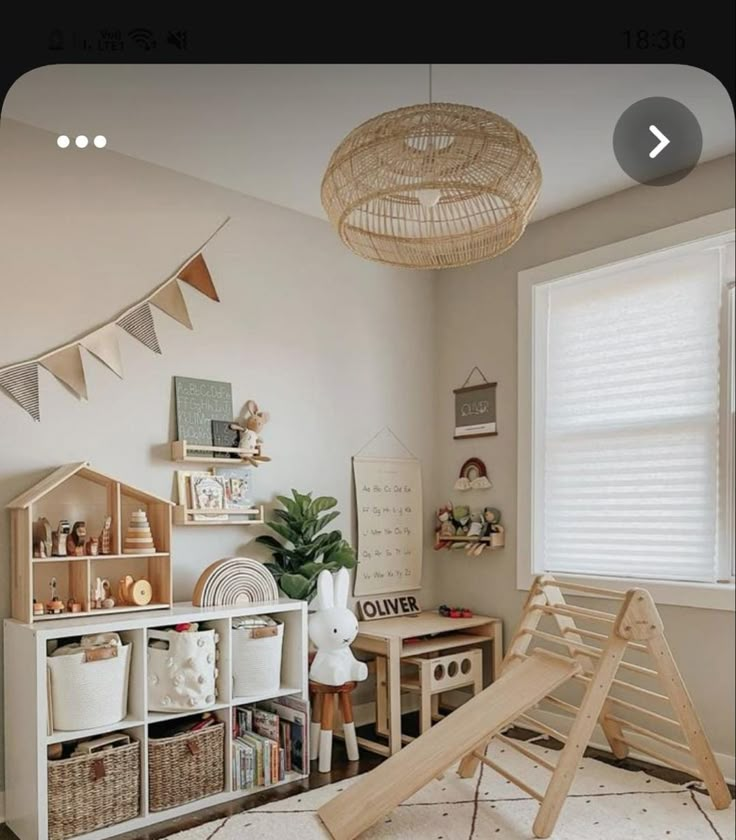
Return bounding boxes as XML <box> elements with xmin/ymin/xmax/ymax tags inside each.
<box><xmin>174</xmin><ymin>504</ymin><xmax>265</xmax><ymax>527</ymax></box>
<box><xmin>7</xmin><ymin>462</ymin><xmax>174</xmax><ymax>623</ymax></box>
<box><xmin>171</xmin><ymin>440</ymin><xmax>262</xmax><ymax>465</ymax></box>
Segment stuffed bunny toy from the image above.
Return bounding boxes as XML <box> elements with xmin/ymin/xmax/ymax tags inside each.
<box><xmin>309</xmin><ymin>568</ymin><xmax>368</xmax><ymax>685</ymax></box>
<box><xmin>230</xmin><ymin>400</ymin><xmax>271</xmax><ymax>463</ymax></box>
<box><xmin>309</xmin><ymin>568</ymin><xmax>366</xmax><ymax>769</ymax></box>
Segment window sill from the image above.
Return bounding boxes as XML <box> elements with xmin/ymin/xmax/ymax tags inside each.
<box><xmin>517</xmin><ymin>569</ymin><xmax>735</xmax><ymax>612</ymax></box>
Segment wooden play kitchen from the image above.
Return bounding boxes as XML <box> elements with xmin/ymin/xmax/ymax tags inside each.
<box><xmin>7</xmin><ymin>462</ymin><xmax>173</xmax><ymax>623</ymax></box>
<box><xmin>349</xmin><ymin>610</ymin><xmax>503</xmax><ymax>756</ymax></box>
<box><xmin>318</xmin><ymin>575</ymin><xmax>732</xmax><ymax>840</ymax></box>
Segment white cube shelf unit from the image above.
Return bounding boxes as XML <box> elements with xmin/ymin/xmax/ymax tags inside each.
<box><xmin>3</xmin><ymin>599</ymin><xmax>309</xmax><ymax>840</ymax></box>
<box><xmin>7</xmin><ymin>462</ymin><xmax>174</xmax><ymax>624</ymax></box>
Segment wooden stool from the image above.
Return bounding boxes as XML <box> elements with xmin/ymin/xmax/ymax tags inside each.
<box><xmin>309</xmin><ymin>680</ymin><xmax>358</xmax><ymax>773</ymax></box>
<box><xmin>396</xmin><ymin>648</ymin><xmax>483</xmax><ymax>737</ymax></box>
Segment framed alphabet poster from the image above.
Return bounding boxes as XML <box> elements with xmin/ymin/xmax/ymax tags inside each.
<box><xmin>353</xmin><ymin>456</ymin><xmax>423</xmax><ymax>596</ymax></box>
<box><xmin>454</xmin><ymin>381</ymin><xmax>497</xmax><ymax>438</ymax></box>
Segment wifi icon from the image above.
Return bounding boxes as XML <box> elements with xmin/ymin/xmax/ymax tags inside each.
<box><xmin>128</xmin><ymin>28</ymin><xmax>156</xmax><ymax>50</ymax></box>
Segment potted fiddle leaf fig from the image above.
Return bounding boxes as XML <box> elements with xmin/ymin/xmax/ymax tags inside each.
<box><xmin>256</xmin><ymin>490</ymin><xmax>356</xmax><ymax>602</ymax></box>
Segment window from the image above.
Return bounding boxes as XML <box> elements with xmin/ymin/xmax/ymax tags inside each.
<box><xmin>517</xmin><ymin>212</ymin><xmax>735</xmax><ymax>609</ymax></box>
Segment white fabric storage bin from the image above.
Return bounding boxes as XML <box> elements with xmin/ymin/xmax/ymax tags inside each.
<box><xmin>47</xmin><ymin>643</ymin><xmax>131</xmax><ymax>731</ymax></box>
<box><xmin>147</xmin><ymin>628</ymin><xmax>218</xmax><ymax>712</ymax></box>
<box><xmin>232</xmin><ymin>620</ymin><xmax>283</xmax><ymax>698</ymax></box>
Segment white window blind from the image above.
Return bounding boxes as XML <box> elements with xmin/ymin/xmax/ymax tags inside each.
<box><xmin>538</xmin><ymin>244</ymin><xmax>723</xmax><ymax>582</ymax></box>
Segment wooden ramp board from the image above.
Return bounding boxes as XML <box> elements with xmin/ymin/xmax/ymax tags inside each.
<box><xmin>318</xmin><ymin>650</ymin><xmax>581</xmax><ymax>840</ymax></box>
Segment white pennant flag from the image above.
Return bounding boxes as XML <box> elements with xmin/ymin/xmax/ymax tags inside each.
<box><xmin>81</xmin><ymin>324</ymin><xmax>124</xmax><ymax>378</ymax></box>
<box><xmin>41</xmin><ymin>345</ymin><xmax>88</xmax><ymax>399</ymax></box>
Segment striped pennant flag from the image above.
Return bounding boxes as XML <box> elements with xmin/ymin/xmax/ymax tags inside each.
<box><xmin>118</xmin><ymin>303</ymin><xmax>161</xmax><ymax>354</ymax></box>
<box><xmin>0</xmin><ymin>363</ymin><xmax>40</xmax><ymax>420</ymax></box>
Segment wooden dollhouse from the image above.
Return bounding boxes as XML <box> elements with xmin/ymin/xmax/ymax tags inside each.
<box><xmin>7</xmin><ymin>462</ymin><xmax>174</xmax><ymax>623</ymax></box>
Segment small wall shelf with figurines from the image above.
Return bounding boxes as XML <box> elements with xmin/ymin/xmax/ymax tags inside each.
<box><xmin>174</xmin><ymin>467</ymin><xmax>265</xmax><ymax>526</ymax></box>
<box><xmin>434</xmin><ymin>503</ymin><xmax>505</xmax><ymax>556</ymax></box>
<box><xmin>7</xmin><ymin>462</ymin><xmax>174</xmax><ymax>623</ymax></box>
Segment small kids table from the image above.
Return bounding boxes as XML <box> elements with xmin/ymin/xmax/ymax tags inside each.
<box><xmin>351</xmin><ymin>611</ymin><xmax>503</xmax><ymax>756</ymax></box>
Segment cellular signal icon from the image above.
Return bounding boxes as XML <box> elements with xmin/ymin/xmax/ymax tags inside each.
<box><xmin>128</xmin><ymin>28</ymin><xmax>156</xmax><ymax>50</ymax></box>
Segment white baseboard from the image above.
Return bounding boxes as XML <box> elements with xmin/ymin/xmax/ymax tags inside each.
<box><xmin>351</xmin><ymin>695</ymin><xmax>735</xmax><ymax>786</ymax></box>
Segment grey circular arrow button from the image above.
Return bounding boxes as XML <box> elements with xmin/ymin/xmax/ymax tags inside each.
<box><xmin>613</xmin><ymin>97</ymin><xmax>703</xmax><ymax>186</ymax></box>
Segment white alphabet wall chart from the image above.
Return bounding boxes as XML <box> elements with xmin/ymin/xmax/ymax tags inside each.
<box><xmin>353</xmin><ymin>432</ymin><xmax>423</xmax><ymax>595</ymax></box>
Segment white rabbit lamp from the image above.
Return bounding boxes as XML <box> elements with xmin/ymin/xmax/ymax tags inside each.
<box><xmin>309</xmin><ymin>568</ymin><xmax>367</xmax><ymax>771</ymax></box>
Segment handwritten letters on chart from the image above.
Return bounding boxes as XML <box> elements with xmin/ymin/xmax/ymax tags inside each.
<box><xmin>352</xmin><ymin>456</ymin><xmax>422</xmax><ymax>596</ymax></box>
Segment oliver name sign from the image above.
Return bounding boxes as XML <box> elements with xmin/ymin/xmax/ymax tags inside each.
<box><xmin>357</xmin><ymin>594</ymin><xmax>421</xmax><ymax>621</ymax></box>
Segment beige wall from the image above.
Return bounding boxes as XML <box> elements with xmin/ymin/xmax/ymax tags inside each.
<box><xmin>0</xmin><ymin>119</ymin><xmax>438</xmax><ymax>790</ymax></box>
<box><xmin>432</xmin><ymin>154</ymin><xmax>736</xmax><ymax>761</ymax></box>
<box><xmin>0</xmin><ymin>116</ymin><xmax>733</xmax><ymax>799</ymax></box>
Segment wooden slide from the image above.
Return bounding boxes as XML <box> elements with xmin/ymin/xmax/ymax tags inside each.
<box><xmin>319</xmin><ymin>576</ymin><xmax>732</xmax><ymax>840</ymax></box>
<box><xmin>318</xmin><ymin>650</ymin><xmax>581</xmax><ymax>840</ymax></box>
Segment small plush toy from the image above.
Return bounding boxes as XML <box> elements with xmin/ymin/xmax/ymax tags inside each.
<box><xmin>482</xmin><ymin>507</ymin><xmax>502</xmax><ymax>538</ymax></box>
<box><xmin>435</xmin><ymin>503</ymin><xmax>456</xmax><ymax>548</ymax></box>
<box><xmin>230</xmin><ymin>400</ymin><xmax>271</xmax><ymax>464</ymax></box>
<box><xmin>452</xmin><ymin>504</ymin><xmax>471</xmax><ymax>536</ymax></box>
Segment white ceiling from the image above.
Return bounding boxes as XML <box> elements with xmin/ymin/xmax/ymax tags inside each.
<box><xmin>3</xmin><ymin>64</ymin><xmax>733</xmax><ymax>221</ymax></box>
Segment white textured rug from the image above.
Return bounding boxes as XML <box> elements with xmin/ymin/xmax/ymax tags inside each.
<box><xmin>165</xmin><ymin>739</ymin><xmax>734</xmax><ymax>840</ymax></box>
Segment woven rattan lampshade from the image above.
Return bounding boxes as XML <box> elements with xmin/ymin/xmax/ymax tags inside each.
<box><xmin>321</xmin><ymin>102</ymin><xmax>542</xmax><ymax>269</ymax></box>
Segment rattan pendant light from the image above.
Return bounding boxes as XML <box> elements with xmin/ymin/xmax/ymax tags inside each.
<box><xmin>321</xmin><ymin>70</ymin><xmax>542</xmax><ymax>269</ymax></box>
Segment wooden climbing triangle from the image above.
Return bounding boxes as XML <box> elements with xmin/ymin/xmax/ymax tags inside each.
<box><xmin>318</xmin><ymin>575</ymin><xmax>732</xmax><ymax>839</ymax></box>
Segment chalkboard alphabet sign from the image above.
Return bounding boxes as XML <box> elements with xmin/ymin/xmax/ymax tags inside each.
<box><xmin>454</xmin><ymin>381</ymin><xmax>497</xmax><ymax>439</ymax></box>
<box><xmin>357</xmin><ymin>594</ymin><xmax>421</xmax><ymax>621</ymax></box>
<box><xmin>174</xmin><ymin>376</ymin><xmax>233</xmax><ymax>446</ymax></box>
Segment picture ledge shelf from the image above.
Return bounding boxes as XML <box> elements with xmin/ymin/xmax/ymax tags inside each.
<box><xmin>173</xmin><ymin>504</ymin><xmax>265</xmax><ymax>527</ymax></box>
<box><xmin>171</xmin><ymin>440</ymin><xmax>262</xmax><ymax>465</ymax></box>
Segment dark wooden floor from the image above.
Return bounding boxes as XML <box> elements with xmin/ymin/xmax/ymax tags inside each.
<box><xmin>2</xmin><ymin>716</ymin><xmax>732</xmax><ymax>840</ymax></box>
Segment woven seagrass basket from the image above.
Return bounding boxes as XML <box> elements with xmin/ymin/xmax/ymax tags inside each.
<box><xmin>48</xmin><ymin>741</ymin><xmax>140</xmax><ymax>840</ymax></box>
<box><xmin>149</xmin><ymin>721</ymin><xmax>225</xmax><ymax>811</ymax></box>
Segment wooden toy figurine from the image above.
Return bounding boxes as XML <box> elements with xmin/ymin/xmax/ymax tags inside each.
<box><xmin>46</xmin><ymin>577</ymin><xmax>65</xmax><ymax>614</ymax></box>
<box><xmin>99</xmin><ymin>515</ymin><xmax>113</xmax><ymax>555</ymax></box>
<box><xmin>67</xmin><ymin>521</ymin><xmax>87</xmax><ymax>556</ymax></box>
<box><xmin>51</xmin><ymin>520</ymin><xmax>71</xmax><ymax>556</ymax></box>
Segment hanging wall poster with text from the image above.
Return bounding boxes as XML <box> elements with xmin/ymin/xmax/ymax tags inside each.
<box><xmin>353</xmin><ymin>456</ymin><xmax>423</xmax><ymax>596</ymax></box>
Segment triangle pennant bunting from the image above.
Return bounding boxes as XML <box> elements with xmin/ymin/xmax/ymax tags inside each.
<box><xmin>41</xmin><ymin>345</ymin><xmax>88</xmax><ymax>399</ymax></box>
<box><xmin>0</xmin><ymin>363</ymin><xmax>40</xmax><ymax>421</ymax></box>
<box><xmin>151</xmin><ymin>279</ymin><xmax>193</xmax><ymax>329</ymax></box>
<box><xmin>178</xmin><ymin>254</ymin><xmax>220</xmax><ymax>301</ymax></box>
<box><xmin>81</xmin><ymin>324</ymin><xmax>124</xmax><ymax>378</ymax></box>
<box><xmin>118</xmin><ymin>304</ymin><xmax>162</xmax><ymax>354</ymax></box>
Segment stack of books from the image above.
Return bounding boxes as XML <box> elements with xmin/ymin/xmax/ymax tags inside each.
<box><xmin>232</xmin><ymin>695</ymin><xmax>309</xmax><ymax>791</ymax></box>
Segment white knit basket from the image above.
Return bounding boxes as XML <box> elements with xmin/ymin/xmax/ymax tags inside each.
<box><xmin>147</xmin><ymin>629</ymin><xmax>218</xmax><ymax>712</ymax></box>
<box><xmin>47</xmin><ymin>644</ymin><xmax>131</xmax><ymax>731</ymax></box>
<box><xmin>232</xmin><ymin>621</ymin><xmax>283</xmax><ymax>698</ymax></box>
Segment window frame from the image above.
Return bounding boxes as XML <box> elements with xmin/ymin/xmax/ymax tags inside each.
<box><xmin>517</xmin><ymin>209</ymin><xmax>735</xmax><ymax>611</ymax></box>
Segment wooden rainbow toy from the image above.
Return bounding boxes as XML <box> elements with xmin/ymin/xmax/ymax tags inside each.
<box><xmin>192</xmin><ymin>557</ymin><xmax>279</xmax><ymax>607</ymax></box>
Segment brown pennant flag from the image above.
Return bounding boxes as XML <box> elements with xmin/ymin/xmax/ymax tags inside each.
<box><xmin>178</xmin><ymin>254</ymin><xmax>220</xmax><ymax>301</ymax></box>
<box><xmin>81</xmin><ymin>324</ymin><xmax>124</xmax><ymax>378</ymax></box>
<box><xmin>118</xmin><ymin>304</ymin><xmax>162</xmax><ymax>354</ymax></box>
<box><xmin>41</xmin><ymin>345</ymin><xmax>88</xmax><ymax>399</ymax></box>
<box><xmin>151</xmin><ymin>279</ymin><xmax>193</xmax><ymax>329</ymax></box>
<box><xmin>0</xmin><ymin>363</ymin><xmax>40</xmax><ymax>421</ymax></box>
